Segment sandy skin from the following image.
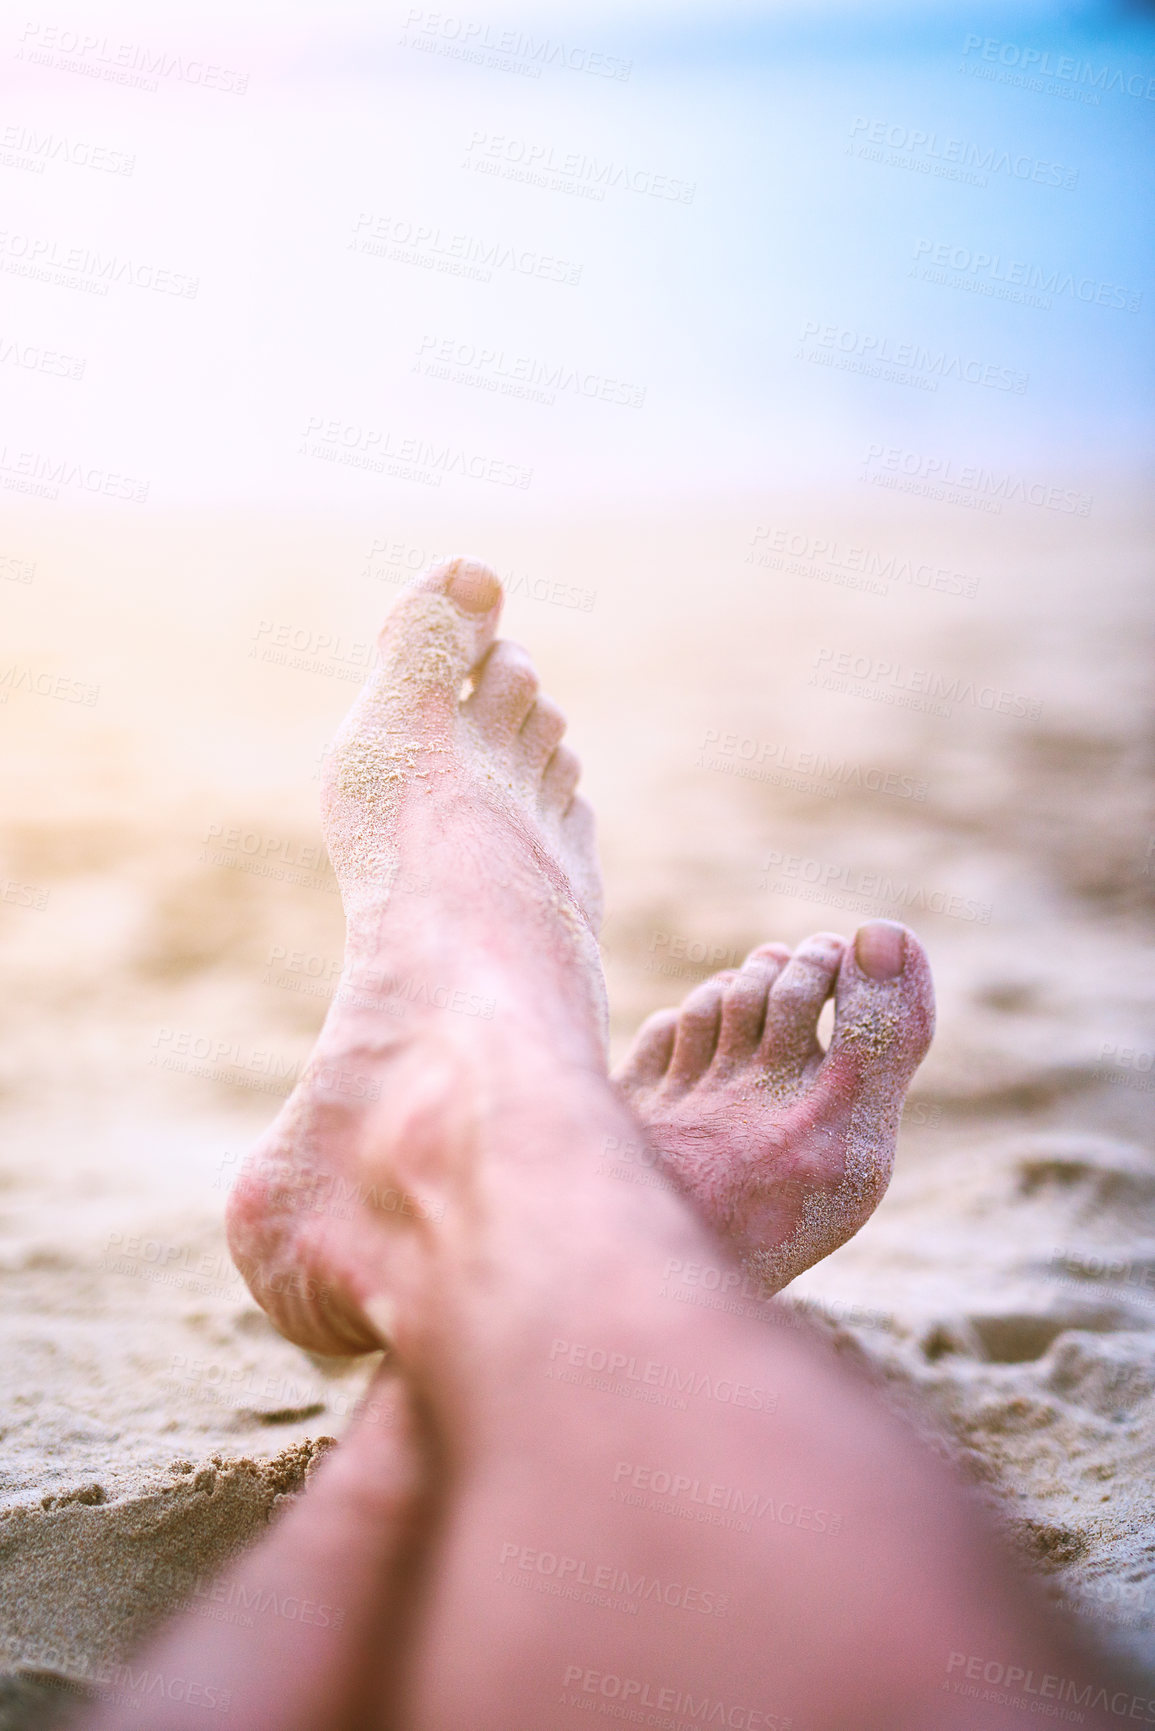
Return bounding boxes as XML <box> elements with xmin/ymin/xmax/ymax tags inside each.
<box><xmin>615</xmin><ymin>922</ymin><xmax>935</xmax><ymax>1292</ymax></box>
<box><xmin>226</xmin><ymin>559</ymin><xmax>934</xmax><ymax>1357</ymax></box>
<box><xmin>78</xmin><ymin>561</ymin><xmax>1111</xmax><ymax>1731</ymax></box>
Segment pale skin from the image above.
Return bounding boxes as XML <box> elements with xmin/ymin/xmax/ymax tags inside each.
<box><xmin>78</xmin><ymin>561</ymin><xmax>1119</xmax><ymax>1730</ymax></box>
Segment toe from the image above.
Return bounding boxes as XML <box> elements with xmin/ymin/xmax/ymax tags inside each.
<box><xmin>758</xmin><ymin>932</ymin><xmax>845</xmax><ymax>1068</ymax></box>
<box><xmin>715</xmin><ymin>958</ymin><xmax>779</xmax><ymax>1065</ymax></box>
<box><xmin>667</xmin><ymin>975</ymin><xmax>732</xmax><ymax>1086</ymax></box>
<box><xmin>614</xmin><ymin>1008</ymin><xmax>679</xmax><ymax>1090</ymax></box>
<box><xmin>745</xmin><ymin>941</ymin><xmax>792</xmax><ymax>972</ymax></box>
<box><xmin>715</xmin><ymin>940</ymin><xmax>791</xmax><ymax>1061</ymax></box>
<box><xmin>377</xmin><ymin>557</ymin><xmax>503</xmax><ymax>692</ymax></box>
<box><xmin>464</xmin><ymin>640</ymin><xmax>540</xmax><ymax>740</ymax></box>
<box><xmin>413</xmin><ymin>555</ymin><xmax>503</xmax><ymax>616</ymax></box>
<box><xmin>541</xmin><ymin>744</ymin><xmax>582</xmax><ymax>812</ymax></box>
<box><xmin>518</xmin><ymin>695</ymin><xmax>568</xmax><ymax>771</ymax></box>
<box><xmin>820</xmin><ymin>921</ymin><xmax>935</xmax><ymax>1110</ymax></box>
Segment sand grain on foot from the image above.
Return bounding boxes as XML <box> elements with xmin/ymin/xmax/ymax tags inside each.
<box><xmin>0</xmin><ymin>500</ymin><xmax>1151</xmax><ymax>1719</ymax></box>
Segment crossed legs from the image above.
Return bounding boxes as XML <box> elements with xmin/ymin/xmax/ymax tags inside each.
<box><xmin>78</xmin><ymin>563</ymin><xmax>1109</xmax><ymax>1730</ymax></box>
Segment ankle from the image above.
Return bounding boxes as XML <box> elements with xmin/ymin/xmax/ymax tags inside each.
<box><xmin>393</xmin><ymin>1086</ymin><xmax>714</xmax><ymax>1375</ymax></box>
<box><xmin>319</xmin><ymin>927</ymin><xmax>606</xmax><ymax>1082</ymax></box>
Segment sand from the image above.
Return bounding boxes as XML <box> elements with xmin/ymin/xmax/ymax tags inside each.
<box><xmin>0</xmin><ymin>493</ymin><xmax>1152</xmax><ymax>1722</ymax></box>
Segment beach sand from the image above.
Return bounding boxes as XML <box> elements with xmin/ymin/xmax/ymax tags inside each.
<box><xmin>0</xmin><ymin>492</ymin><xmax>1152</xmax><ymax>1721</ymax></box>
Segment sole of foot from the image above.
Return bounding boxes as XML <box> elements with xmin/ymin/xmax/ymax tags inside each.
<box><xmin>613</xmin><ymin>921</ymin><xmax>935</xmax><ymax>1292</ymax></box>
<box><xmin>227</xmin><ymin>559</ymin><xmax>608</xmax><ymax>1357</ymax></box>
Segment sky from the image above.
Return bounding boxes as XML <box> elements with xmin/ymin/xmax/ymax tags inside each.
<box><xmin>1</xmin><ymin>0</ymin><xmax>1152</xmax><ymax>509</ymax></box>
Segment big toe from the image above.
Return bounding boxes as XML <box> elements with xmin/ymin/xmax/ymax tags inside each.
<box><xmin>822</xmin><ymin>920</ymin><xmax>935</xmax><ymax>1112</ymax></box>
<box><xmin>415</xmin><ymin>556</ymin><xmax>504</xmax><ymax>617</ymax></box>
<box><xmin>378</xmin><ymin>556</ymin><xmax>504</xmax><ymax>697</ymax></box>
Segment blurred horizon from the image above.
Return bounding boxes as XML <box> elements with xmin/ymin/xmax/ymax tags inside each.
<box><xmin>1</xmin><ymin>0</ymin><xmax>1151</xmax><ymax>516</ymax></box>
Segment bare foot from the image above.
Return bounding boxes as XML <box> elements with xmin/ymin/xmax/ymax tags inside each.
<box><xmin>227</xmin><ymin>558</ymin><xmax>607</xmax><ymax>1357</ymax></box>
<box><xmin>614</xmin><ymin>924</ymin><xmax>935</xmax><ymax>1292</ymax></box>
<box><xmin>228</xmin><ymin>557</ymin><xmax>931</xmax><ymax>1361</ymax></box>
<box><xmin>320</xmin><ymin>556</ymin><xmax>604</xmax><ymax>951</ymax></box>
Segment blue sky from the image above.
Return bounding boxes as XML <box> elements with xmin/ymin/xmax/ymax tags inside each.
<box><xmin>2</xmin><ymin>0</ymin><xmax>1151</xmax><ymax>506</ymax></box>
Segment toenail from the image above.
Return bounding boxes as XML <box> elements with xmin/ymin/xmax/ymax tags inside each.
<box><xmin>855</xmin><ymin>920</ymin><xmax>906</xmax><ymax>981</ymax></box>
<box><xmin>446</xmin><ymin>559</ymin><xmax>502</xmax><ymax>614</ymax></box>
